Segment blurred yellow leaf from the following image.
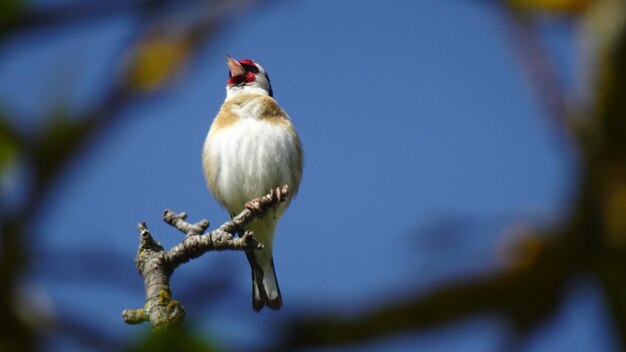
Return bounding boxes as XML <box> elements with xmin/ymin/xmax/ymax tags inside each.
<box><xmin>584</xmin><ymin>0</ymin><xmax>626</xmax><ymax>57</ymax></box>
<box><xmin>508</xmin><ymin>0</ymin><xmax>593</xmax><ymax>14</ymax></box>
<box><xmin>124</xmin><ymin>33</ymin><xmax>191</xmax><ymax>92</ymax></box>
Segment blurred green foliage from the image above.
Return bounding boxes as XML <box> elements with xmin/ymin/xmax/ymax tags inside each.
<box><xmin>130</xmin><ymin>327</ymin><xmax>217</xmax><ymax>352</ymax></box>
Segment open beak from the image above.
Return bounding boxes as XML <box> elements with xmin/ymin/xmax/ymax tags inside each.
<box><xmin>226</xmin><ymin>55</ymin><xmax>245</xmax><ymax>76</ymax></box>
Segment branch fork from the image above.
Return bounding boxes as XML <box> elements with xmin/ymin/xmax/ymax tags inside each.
<box><xmin>122</xmin><ymin>185</ymin><xmax>290</xmax><ymax>330</ymax></box>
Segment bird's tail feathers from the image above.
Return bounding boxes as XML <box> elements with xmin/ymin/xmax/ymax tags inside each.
<box><xmin>246</xmin><ymin>249</ymin><xmax>282</xmax><ymax>311</ymax></box>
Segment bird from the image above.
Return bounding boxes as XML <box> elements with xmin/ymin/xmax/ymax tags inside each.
<box><xmin>202</xmin><ymin>55</ymin><xmax>303</xmax><ymax>311</ymax></box>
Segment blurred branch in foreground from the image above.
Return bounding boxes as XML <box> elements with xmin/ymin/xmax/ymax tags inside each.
<box><xmin>0</xmin><ymin>0</ymin><xmax>202</xmax><ymax>37</ymax></box>
<box><xmin>281</xmin><ymin>236</ymin><xmax>570</xmax><ymax>348</ymax></box>
<box><xmin>273</xmin><ymin>2</ymin><xmax>626</xmax><ymax>350</ymax></box>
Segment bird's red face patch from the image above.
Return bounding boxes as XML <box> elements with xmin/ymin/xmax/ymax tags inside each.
<box><xmin>228</xmin><ymin>58</ymin><xmax>259</xmax><ymax>86</ymax></box>
<box><xmin>228</xmin><ymin>72</ymin><xmax>256</xmax><ymax>85</ymax></box>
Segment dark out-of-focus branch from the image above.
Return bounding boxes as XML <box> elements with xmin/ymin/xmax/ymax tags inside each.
<box><xmin>0</xmin><ymin>0</ymin><xmax>200</xmax><ymax>38</ymax></box>
<box><xmin>589</xmin><ymin>21</ymin><xmax>626</xmax><ymax>346</ymax></box>
<box><xmin>278</xmin><ymin>234</ymin><xmax>576</xmax><ymax>350</ymax></box>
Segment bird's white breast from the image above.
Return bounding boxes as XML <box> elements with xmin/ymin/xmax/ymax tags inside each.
<box><xmin>203</xmin><ymin>100</ymin><xmax>300</xmax><ymax>214</ymax></box>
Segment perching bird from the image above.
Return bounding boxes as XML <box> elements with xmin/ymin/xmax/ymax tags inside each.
<box><xmin>202</xmin><ymin>56</ymin><xmax>303</xmax><ymax>311</ymax></box>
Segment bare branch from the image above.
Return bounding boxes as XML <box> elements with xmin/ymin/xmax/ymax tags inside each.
<box><xmin>122</xmin><ymin>185</ymin><xmax>290</xmax><ymax>330</ymax></box>
<box><xmin>163</xmin><ymin>211</ymin><xmax>209</xmax><ymax>237</ymax></box>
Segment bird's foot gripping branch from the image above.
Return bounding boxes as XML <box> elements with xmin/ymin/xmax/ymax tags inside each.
<box><xmin>122</xmin><ymin>185</ymin><xmax>290</xmax><ymax>331</ymax></box>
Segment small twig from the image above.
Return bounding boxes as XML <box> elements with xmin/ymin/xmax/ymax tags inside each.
<box><xmin>122</xmin><ymin>185</ymin><xmax>290</xmax><ymax>330</ymax></box>
<box><xmin>163</xmin><ymin>211</ymin><xmax>209</xmax><ymax>237</ymax></box>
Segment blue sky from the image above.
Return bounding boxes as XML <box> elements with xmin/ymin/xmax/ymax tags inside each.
<box><xmin>0</xmin><ymin>0</ymin><xmax>617</xmax><ymax>350</ymax></box>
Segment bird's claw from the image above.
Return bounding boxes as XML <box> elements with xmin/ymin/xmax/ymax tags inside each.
<box><xmin>270</xmin><ymin>186</ymin><xmax>284</xmax><ymax>203</ymax></box>
<box><xmin>245</xmin><ymin>186</ymin><xmax>289</xmax><ymax>217</ymax></box>
<box><xmin>245</xmin><ymin>198</ymin><xmax>263</xmax><ymax>215</ymax></box>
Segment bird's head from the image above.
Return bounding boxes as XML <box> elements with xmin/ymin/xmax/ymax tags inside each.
<box><xmin>225</xmin><ymin>55</ymin><xmax>273</xmax><ymax>98</ymax></box>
